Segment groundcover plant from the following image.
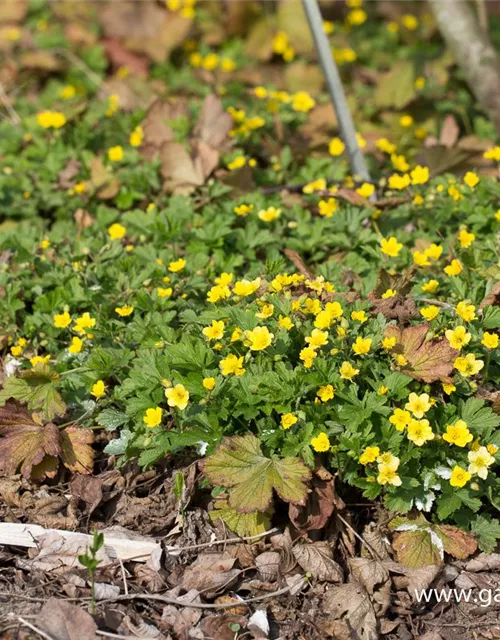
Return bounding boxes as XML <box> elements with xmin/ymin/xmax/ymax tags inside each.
<box><xmin>1</xmin><ymin>0</ymin><xmax>500</xmax><ymax>563</ymax></box>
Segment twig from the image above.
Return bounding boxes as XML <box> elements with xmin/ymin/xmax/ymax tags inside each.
<box><xmin>17</xmin><ymin>617</ymin><xmax>55</xmax><ymax>640</ymax></box>
<box><xmin>97</xmin><ymin>577</ymin><xmax>306</xmax><ymax>610</ymax></box>
<box><xmin>0</xmin><ymin>80</ymin><xmax>21</xmax><ymax>125</ymax></box>
<box><xmin>118</xmin><ymin>557</ymin><xmax>128</xmax><ymax>596</ymax></box>
<box><xmin>417</xmin><ymin>298</ymin><xmax>454</xmax><ymax>310</ymax></box>
<box><xmin>53</xmin><ymin>48</ymin><xmax>107</xmax><ymax>93</ymax></box>
<box><xmin>96</xmin><ymin>632</ymin><xmax>141</xmax><ymax>640</ymax></box>
<box><xmin>283</xmin><ymin>249</ymin><xmax>315</xmax><ymax>280</ymax></box>
<box><xmin>336</xmin><ymin>513</ymin><xmax>382</xmax><ymax>561</ymax></box>
<box><xmin>476</xmin><ymin>0</ymin><xmax>488</xmax><ymax>32</ymax></box>
<box><xmin>166</xmin><ymin>526</ymin><xmax>279</xmax><ymax>552</ymax></box>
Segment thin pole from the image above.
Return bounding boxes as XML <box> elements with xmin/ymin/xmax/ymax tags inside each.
<box><xmin>301</xmin><ymin>0</ymin><xmax>372</xmax><ymax>182</ymax></box>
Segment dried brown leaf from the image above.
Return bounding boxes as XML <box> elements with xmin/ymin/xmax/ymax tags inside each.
<box><xmin>384</xmin><ymin>323</ymin><xmax>458</xmax><ymax>382</ymax></box>
<box><xmin>180</xmin><ymin>552</ymin><xmax>240</xmax><ymax>598</ymax></box>
<box><xmin>320</xmin><ymin>582</ymin><xmax>378</xmax><ymax>640</ymax></box>
<box><xmin>36</xmin><ymin>597</ymin><xmax>97</xmax><ymax>640</ymax></box>
<box><xmin>293</xmin><ymin>542</ymin><xmax>343</xmax><ymax>582</ymax></box>
<box><xmin>60</xmin><ymin>426</ymin><xmax>94</xmax><ymax>474</ymax></box>
<box><xmin>289</xmin><ymin>466</ymin><xmax>342</xmax><ymax>533</ymax></box>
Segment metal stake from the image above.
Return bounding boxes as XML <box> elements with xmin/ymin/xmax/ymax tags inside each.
<box><xmin>301</xmin><ymin>0</ymin><xmax>372</xmax><ymax>182</ymax></box>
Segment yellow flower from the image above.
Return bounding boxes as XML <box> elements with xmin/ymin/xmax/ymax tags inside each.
<box><xmin>278</xmin><ymin>315</ymin><xmax>294</xmax><ymax>330</ymax></box>
<box><xmin>407</xmin><ymin>419</ymin><xmax>434</xmax><ymax>446</ymax></box>
<box><xmin>202</xmin><ymin>320</ymin><xmax>225</xmax><ymax>341</ymax></box>
<box><xmin>220</xmin><ymin>354</ymin><xmax>245</xmax><ymax>376</ymax></box>
<box><xmin>463</xmin><ymin>171</ymin><xmax>479</xmax><ymax>188</ymax></box>
<box><xmin>444</xmin><ymin>259</ymin><xmax>463</xmax><ymax>277</ymax></box>
<box><xmin>426</xmin><ymin>245</ymin><xmax>443</xmax><ymax>260</ymax></box>
<box><xmin>389</xmin><ymin>408</ymin><xmax>411</xmax><ymax>432</ymax></box>
<box><xmin>292</xmin><ymin>91</ymin><xmax>316</xmax><ymax>112</ymax></box>
<box><xmin>468</xmin><ymin>447</ymin><xmax>495</xmax><ymax>479</ymax></box>
<box><xmin>413</xmin><ymin>250</ymin><xmax>430</xmax><ymax>267</ymax></box>
<box><xmin>310</xmin><ymin>432</ymin><xmax>330</xmax><ymax>452</ymax></box>
<box><xmin>458</xmin><ymin>229</ymin><xmax>475</xmax><ymax>248</ymax></box>
<box><xmin>115</xmin><ymin>305</ymin><xmax>134</xmax><ymax>317</ymax></box>
<box><xmin>73</xmin><ymin>312</ymin><xmax>96</xmax><ymax>335</ymax></box>
<box><xmin>303</xmin><ymin>178</ymin><xmax>326</xmax><ymax>194</ymax></box>
<box><xmin>207</xmin><ymin>285</ymin><xmax>231</xmax><ymax>303</ymax></box>
<box><xmin>306</xmin><ymin>329</ymin><xmax>328</xmax><ymax>349</ymax></box>
<box><xmin>414</xmin><ymin>76</ymin><xmax>426</xmax><ymax>90</ymax></box>
<box><xmin>421</xmin><ymin>280</ymin><xmax>439</xmax><ymax>293</ymax></box>
<box><xmin>456</xmin><ymin>301</ymin><xmax>476</xmax><ymax>322</ymax></box>
<box><xmin>450</xmin><ymin>465</ymin><xmax>471</xmax><ymax>488</ymax></box>
<box><xmin>318</xmin><ymin>198</ymin><xmax>337</xmax><ymax>217</ymax></box>
<box><xmin>442</xmin><ymin>382</ymin><xmax>456</xmax><ymax>395</ymax></box>
<box><xmin>129</xmin><ymin>125</ymin><xmax>144</xmax><ymax>147</ymax></box>
<box><xmin>203</xmin><ymin>377</ymin><xmax>216</xmax><ymax>391</ymax></box>
<box><xmin>201</xmin><ymin>53</ymin><xmax>219</xmax><ymax>71</ymax></box>
<box><xmin>487</xmin><ymin>444</ymin><xmax>499</xmax><ymax>455</ymax></box>
<box><xmin>377</xmin><ymin>464</ymin><xmax>402</xmax><ymax>486</ymax></box>
<box><xmin>68</xmin><ymin>337</ymin><xmax>83</xmax><ymax>354</ymax></box>
<box><xmin>399</xmin><ymin>114</ymin><xmax>414</xmax><ymax>128</ymax></box>
<box><xmin>410</xmin><ymin>165</ymin><xmax>429</xmax><ymax>185</ymax></box>
<box><xmin>108</xmin><ymin>145</ymin><xmax>124</xmax><ymax>162</ymax></box>
<box><xmin>245</xmin><ymin>326</ymin><xmax>273</xmax><ymax>351</ymax></box>
<box><xmin>391</xmin><ymin>154</ymin><xmax>409</xmax><ymax>172</ymax></box>
<box><xmin>227</xmin><ymin>156</ymin><xmax>246</xmax><ymax>171</ymax></box>
<box><xmin>54</xmin><ymin>311</ymin><xmax>71</xmax><ymax>328</ymax></box>
<box><xmin>168</xmin><ymin>258</ymin><xmax>186</xmax><ymax>272</ymax></box>
<box><xmin>347</xmin><ymin>8</ymin><xmax>367</xmax><ymax>25</ymax></box>
<box><xmin>382</xmin><ymin>336</ymin><xmax>396</xmax><ymax>350</ymax></box>
<box><xmin>454</xmin><ymin>353</ymin><xmax>484</xmax><ymax>377</ymax></box>
<box><xmin>445</xmin><ymin>326</ymin><xmax>471</xmax><ymax>350</ymax></box>
<box><xmin>402</xmin><ymin>14</ymin><xmax>418</xmax><ymax>30</ymax></box>
<box><xmin>36</xmin><ymin>110</ymin><xmax>67</xmax><ymax>129</ymax></box>
<box><xmin>164</xmin><ymin>383</ymin><xmax>189</xmax><ymax>410</ymax></box>
<box><xmin>351</xmin><ymin>310</ymin><xmax>368</xmax><ymax>323</ymax></box>
<box><xmin>10</xmin><ymin>345</ymin><xmax>22</xmax><ymax>357</ymax></box>
<box><xmin>356</xmin><ymin>183</ymin><xmax>375</xmax><ymax>199</ymax></box>
<box><xmin>144</xmin><ymin>407</ymin><xmax>162</xmax><ymax>428</ymax></box>
<box><xmin>413</xmin><ymin>194</ymin><xmax>424</xmax><ymax>206</ymax></box>
<box><xmin>91</xmin><ymin>380</ymin><xmax>106</xmax><ymax>398</ymax></box>
<box><xmin>380</xmin><ymin>236</ymin><xmax>403</xmax><ymax>257</ymax></box>
<box><xmin>340</xmin><ymin>361</ymin><xmax>359</xmax><ymax>380</ymax></box>
<box><xmin>317</xmin><ymin>384</ymin><xmax>335</xmax><ymax>402</ymax></box>
<box><xmin>359</xmin><ymin>446</ymin><xmax>380</xmax><ymax>465</ymax></box>
<box><xmin>375</xmin><ymin>138</ymin><xmax>396</xmax><ymax>154</ymax></box>
<box><xmin>420</xmin><ymin>305</ymin><xmax>440</xmax><ymax>321</ymax></box>
<box><xmin>234</xmin><ymin>203</ymin><xmax>254</xmax><ymax>216</ymax></box>
<box><xmin>30</xmin><ymin>355</ymin><xmax>50</xmax><ymax>367</ymax></box>
<box><xmin>328</xmin><ymin>137</ymin><xmax>345</xmax><ymax>156</ymax></box>
<box><xmin>405</xmin><ymin>392</ymin><xmax>431</xmax><ymax>418</ymax></box>
<box><xmin>482</xmin><ymin>332</ymin><xmax>499</xmax><ymax>349</ymax></box>
<box><xmin>281</xmin><ymin>413</ymin><xmax>298</xmax><ymax>429</ymax></box>
<box><xmin>484</xmin><ymin>146</ymin><xmax>500</xmax><ymax>161</ymax></box>
<box><xmin>323</xmin><ymin>20</ymin><xmax>335</xmax><ymax>34</ymax></box>
<box><xmin>395</xmin><ymin>354</ymin><xmax>407</xmax><ymax>366</ymax></box>
<box><xmin>443</xmin><ymin>420</ymin><xmax>473</xmax><ymax>447</ymax></box>
<box><xmin>388</xmin><ymin>173</ymin><xmax>411</xmax><ymax>190</ymax></box>
<box><xmin>352</xmin><ymin>336</ymin><xmax>372</xmax><ymax>355</ymax></box>
<box><xmin>258</xmin><ymin>207</ymin><xmax>281</xmax><ymax>222</ymax></box>
<box><xmin>382</xmin><ymin>289</ymin><xmax>396</xmax><ymax>299</ymax></box>
<box><xmin>256</xmin><ymin>304</ymin><xmax>274</xmax><ymax>319</ymax></box>
<box><xmin>221</xmin><ymin>58</ymin><xmax>235</xmax><ymax>72</ymax></box>
<box><xmin>300</xmin><ymin>346</ymin><xmax>318</xmax><ymax>368</ymax></box>
<box><xmin>448</xmin><ymin>184</ymin><xmax>463</xmax><ymax>201</ymax></box>
<box><xmin>158</xmin><ymin>287</ymin><xmax>172</xmax><ymax>298</ymax></box>
<box><xmin>60</xmin><ymin>85</ymin><xmax>76</xmax><ymax>100</ymax></box>
<box><xmin>233</xmin><ymin>278</ymin><xmax>261</xmax><ymax>297</ymax></box>
<box><xmin>108</xmin><ymin>223</ymin><xmax>126</xmax><ymax>240</ymax></box>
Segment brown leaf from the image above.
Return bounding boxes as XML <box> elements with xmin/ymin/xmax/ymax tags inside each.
<box><xmin>276</xmin><ymin>0</ymin><xmax>314</xmax><ymax>55</ymax></box>
<box><xmin>255</xmin><ymin>551</ymin><xmax>281</xmax><ymax>581</ymax></box>
<box><xmin>289</xmin><ymin>466</ymin><xmax>343</xmax><ymax>532</ymax></box>
<box><xmin>284</xmin><ymin>61</ymin><xmax>324</xmax><ymax>94</ymax></box>
<box><xmin>99</xmin><ymin>1</ymin><xmax>192</xmax><ymax>63</ymax></box>
<box><xmin>74</xmin><ymin>209</ymin><xmax>94</xmax><ymax>232</ymax></box>
<box><xmin>21</xmin><ymin>51</ymin><xmax>62</xmax><ymax>71</ymax></box>
<box><xmin>60</xmin><ymin>426</ymin><xmax>94</xmax><ymax>474</ymax></box>
<box><xmin>439</xmin><ymin>114</ymin><xmax>460</xmax><ymax>148</ymax></box>
<box><xmin>70</xmin><ymin>474</ymin><xmax>103</xmax><ymax>515</ymax></box>
<box><xmin>0</xmin><ymin>401</ymin><xmax>61</xmax><ymax>479</ymax></box>
<box><xmin>319</xmin><ymin>582</ymin><xmax>378</xmax><ymax>640</ymax></box>
<box><xmin>466</xmin><ymin>552</ymin><xmax>500</xmax><ymax>572</ymax></box>
<box><xmin>180</xmin><ymin>552</ymin><xmax>240</xmax><ymax>598</ymax></box>
<box><xmin>244</xmin><ymin>17</ymin><xmax>275</xmax><ymax>61</ymax></box>
<box><xmin>193</xmin><ymin>93</ymin><xmax>232</xmax><ymax>149</ymax></box>
<box><xmin>293</xmin><ymin>542</ymin><xmax>343</xmax><ymax>582</ymax></box>
<box><xmin>36</xmin><ymin>598</ymin><xmax>97</xmax><ymax>640</ymax></box>
<box><xmin>90</xmin><ymin>157</ymin><xmax>120</xmax><ymax>200</ymax></box>
<box><xmin>480</xmin><ymin>281</ymin><xmax>500</xmax><ymax>310</ymax></box>
<box><xmin>201</xmin><ymin>615</ymin><xmax>248</xmax><ymax>640</ymax></box>
<box><xmin>438</xmin><ymin>524</ymin><xmax>477</xmax><ymax>560</ymax></box>
<box><xmin>101</xmin><ymin>38</ymin><xmax>150</xmax><ymax>76</ymax></box>
<box><xmin>384</xmin><ymin>323</ymin><xmax>458</xmax><ymax>383</ymax></box>
<box><xmin>58</xmin><ymin>159</ymin><xmax>81</xmax><ymax>189</ymax></box>
<box><xmin>370</xmin><ymin>296</ymin><xmax>419</xmax><ymax>322</ymax></box>
<box><xmin>0</xmin><ymin>0</ymin><xmax>27</xmax><ymax>23</ymax></box>
<box><xmin>140</xmin><ymin>98</ymin><xmax>188</xmax><ymax>158</ymax></box>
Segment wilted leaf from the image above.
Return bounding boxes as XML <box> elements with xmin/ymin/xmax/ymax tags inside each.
<box><xmin>36</xmin><ymin>597</ymin><xmax>97</xmax><ymax>640</ymax></box>
<box><xmin>210</xmin><ymin>497</ymin><xmax>272</xmax><ymax>537</ymax></box>
<box><xmin>60</xmin><ymin>426</ymin><xmax>94</xmax><ymax>474</ymax></box>
<box><xmin>374</xmin><ymin>61</ymin><xmax>416</xmax><ymax>109</ymax></box>
<box><xmin>293</xmin><ymin>542</ymin><xmax>343</xmax><ymax>582</ymax></box>
<box><xmin>90</xmin><ymin>157</ymin><xmax>120</xmax><ymax>200</ymax></box>
<box><xmin>0</xmin><ymin>401</ymin><xmax>61</xmax><ymax>479</ymax></box>
<box><xmin>244</xmin><ymin>17</ymin><xmax>275</xmax><ymax>61</ymax></box>
<box><xmin>58</xmin><ymin>159</ymin><xmax>81</xmax><ymax>189</ymax></box>
<box><xmin>384</xmin><ymin>323</ymin><xmax>457</xmax><ymax>383</ymax></box>
<box><xmin>102</xmin><ymin>38</ymin><xmax>150</xmax><ymax>76</ymax></box>
<box><xmin>320</xmin><ymin>582</ymin><xmax>378</xmax><ymax>640</ymax></box>
<box><xmin>99</xmin><ymin>1</ymin><xmax>192</xmax><ymax>63</ymax></box>
<box><xmin>181</xmin><ymin>552</ymin><xmax>240</xmax><ymax>598</ymax></box>
<box><xmin>392</xmin><ymin>527</ymin><xmax>443</xmax><ymax>569</ymax></box>
<box><xmin>193</xmin><ymin>93</ymin><xmax>232</xmax><ymax>149</ymax></box>
<box><xmin>0</xmin><ymin>366</ymin><xmax>66</xmax><ymax>421</ymax></box>
<box><xmin>21</xmin><ymin>50</ymin><xmax>62</xmax><ymax>71</ymax></box>
<box><xmin>285</xmin><ymin>61</ymin><xmax>324</xmax><ymax>94</ymax></box>
<box><xmin>203</xmin><ymin>435</ymin><xmax>311</xmax><ymax>512</ymax></box>
<box><xmin>289</xmin><ymin>466</ymin><xmax>343</xmax><ymax>532</ymax></box>
<box><xmin>435</xmin><ymin>525</ymin><xmax>477</xmax><ymax>559</ymax></box>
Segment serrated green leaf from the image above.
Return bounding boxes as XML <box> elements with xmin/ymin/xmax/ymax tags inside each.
<box><xmin>97</xmin><ymin>408</ymin><xmax>129</xmax><ymax>431</ymax></box>
<box><xmin>203</xmin><ymin>435</ymin><xmax>311</xmax><ymax>512</ymax></box>
<box><xmin>392</xmin><ymin>527</ymin><xmax>443</xmax><ymax>568</ymax></box>
<box><xmin>471</xmin><ymin>515</ymin><xmax>500</xmax><ymax>553</ymax></box>
<box><xmin>460</xmin><ymin>397</ymin><xmax>500</xmax><ymax>434</ymax></box>
<box><xmin>436</xmin><ymin>492</ymin><xmax>462</xmax><ymax>520</ymax></box>
<box><xmin>209</xmin><ymin>498</ymin><xmax>272</xmax><ymax>537</ymax></box>
<box><xmin>0</xmin><ymin>366</ymin><xmax>66</xmax><ymax>421</ymax></box>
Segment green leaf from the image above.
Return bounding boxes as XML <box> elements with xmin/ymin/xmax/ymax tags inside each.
<box><xmin>374</xmin><ymin>61</ymin><xmax>416</xmax><ymax>109</ymax></box>
<box><xmin>96</xmin><ymin>408</ymin><xmax>129</xmax><ymax>431</ymax></box>
<box><xmin>203</xmin><ymin>435</ymin><xmax>312</xmax><ymax>512</ymax></box>
<box><xmin>436</xmin><ymin>492</ymin><xmax>462</xmax><ymax>520</ymax></box>
<box><xmin>0</xmin><ymin>366</ymin><xmax>66</xmax><ymax>421</ymax></box>
<box><xmin>209</xmin><ymin>497</ymin><xmax>272</xmax><ymax>537</ymax></box>
<box><xmin>460</xmin><ymin>398</ymin><xmax>500</xmax><ymax>434</ymax></box>
<box><xmin>471</xmin><ymin>515</ymin><xmax>500</xmax><ymax>553</ymax></box>
<box><xmin>392</xmin><ymin>526</ymin><xmax>443</xmax><ymax>568</ymax></box>
<box><xmin>481</xmin><ymin>305</ymin><xmax>500</xmax><ymax>329</ymax></box>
